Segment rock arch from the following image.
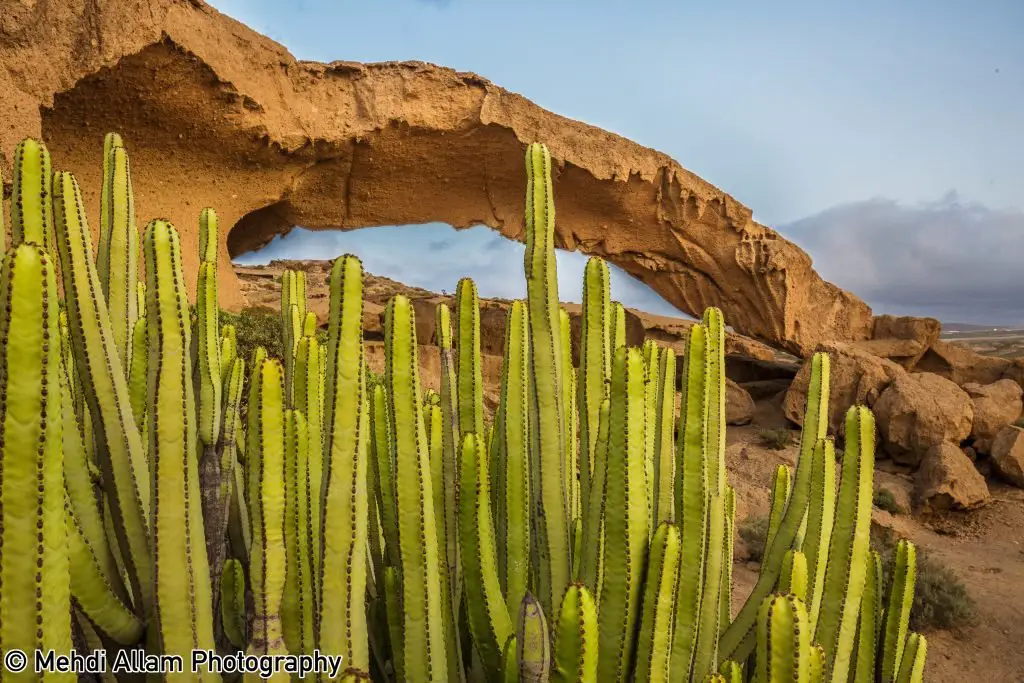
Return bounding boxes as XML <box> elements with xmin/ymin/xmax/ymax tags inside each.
<box><xmin>2</xmin><ymin>0</ymin><xmax>872</xmax><ymax>355</ymax></box>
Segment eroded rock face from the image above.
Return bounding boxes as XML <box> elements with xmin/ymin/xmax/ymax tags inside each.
<box><xmin>873</xmin><ymin>373</ymin><xmax>974</xmax><ymax>468</ymax></box>
<box><xmin>915</xmin><ymin>443</ymin><xmax>990</xmax><ymax>512</ymax></box>
<box><xmin>0</xmin><ymin>0</ymin><xmax>875</xmax><ymax>356</ymax></box>
<box><xmin>915</xmin><ymin>340</ymin><xmax>1013</xmax><ymax>386</ymax></box>
<box><xmin>991</xmin><ymin>426</ymin><xmax>1024</xmax><ymax>488</ymax></box>
<box><xmin>963</xmin><ymin>380</ymin><xmax>1024</xmax><ymax>454</ymax></box>
<box><xmin>783</xmin><ymin>341</ymin><xmax>905</xmax><ymax>435</ymax></box>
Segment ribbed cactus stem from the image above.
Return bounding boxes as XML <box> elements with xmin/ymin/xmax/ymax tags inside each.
<box><xmin>755</xmin><ymin>593</ymin><xmax>811</xmax><ymax>683</ymax></box>
<box><xmin>282</xmin><ymin>410</ymin><xmax>315</xmax><ymax>656</ymax></box>
<box><xmin>294</xmin><ymin>334</ymin><xmax>323</xmax><ymax>578</ymax></box>
<box><xmin>611</xmin><ymin>302</ymin><xmax>627</xmax><ymax>352</ymax></box>
<box><xmin>814</xmin><ymin>406</ymin><xmax>875</xmax><ymax>683</ymax></box>
<box><xmin>577</xmin><ymin>397</ymin><xmax>609</xmax><ymax>594</ymax></box>
<box><xmin>881</xmin><ymin>540</ymin><xmax>917</xmax><ymax>683</ymax></box>
<box><xmin>11</xmin><ymin>138</ymin><xmax>54</xmax><ymax>250</ymax></box>
<box><xmin>853</xmin><ymin>550</ymin><xmax>882</xmax><ymax>683</ymax></box>
<box><xmin>778</xmin><ymin>549</ymin><xmax>809</xmax><ymax>602</ymax></box>
<box><xmin>578</xmin><ymin>257</ymin><xmax>610</xmax><ymax>522</ymax></box>
<box><xmin>143</xmin><ymin>219</ymin><xmax>218</xmax><ymax>680</ymax></box>
<box><xmin>524</xmin><ymin>142</ymin><xmax>570</xmax><ymax>619</ymax></box>
<box><xmin>551</xmin><ymin>583</ymin><xmax>598</xmax><ymax>683</ymax></box>
<box><xmin>0</xmin><ymin>244</ymin><xmax>74</xmax><ymax>679</ymax></box>
<box><xmin>765</xmin><ymin>464</ymin><xmax>792</xmax><ymax>557</ymax></box>
<box><xmin>670</xmin><ymin>323</ymin><xmax>710</xmax><ymax>681</ymax></box>
<box><xmin>385</xmin><ymin>294</ymin><xmax>447</xmax><ymax>683</ymax></box>
<box><xmin>642</xmin><ymin>340</ymin><xmax>660</xmax><ymax>527</ymax></box>
<box><xmin>702</xmin><ymin>308</ymin><xmax>727</xmax><ymax>498</ymax></box>
<box><xmin>804</xmin><ymin>438</ymin><xmax>836</xmax><ymax>631</ymax></box>
<box><xmin>633</xmin><ymin>522</ymin><xmax>681</xmax><ymax>683</ymax></box>
<box><xmin>597</xmin><ymin>346</ymin><xmax>649</xmax><ymax>683</ymax></box>
<box><xmin>435</xmin><ymin>303</ymin><xmax>461</xmax><ymax>607</ymax></box>
<box><xmin>244</xmin><ymin>358</ymin><xmax>288</xmax><ymax>682</ymax></box>
<box><xmin>458</xmin><ymin>432</ymin><xmax>513</xmax><ymax>679</ymax></box>
<box><xmin>691</xmin><ymin>493</ymin><xmax>727</xmax><ymax>682</ymax></box>
<box><xmin>318</xmin><ymin>255</ymin><xmax>368</xmax><ymax>671</ymax></box>
<box><xmin>220</xmin><ymin>558</ymin><xmax>247</xmax><ymax>649</ymax></box>
<box><xmin>652</xmin><ymin>349</ymin><xmax>676</xmax><ymax>525</ymax></box>
<box><xmin>53</xmin><ymin>171</ymin><xmax>153</xmax><ymax>614</ymax></box>
<box><xmin>516</xmin><ymin>593</ymin><xmax>551</xmax><ymax>683</ymax></box>
<box><xmin>894</xmin><ymin>633</ymin><xmax>926</xmax><ymax>683</ymax></box>
<box><xmin>455</xmin><ymin>277</ymin><xmax>485</xmax><ymax>443</ymax></box>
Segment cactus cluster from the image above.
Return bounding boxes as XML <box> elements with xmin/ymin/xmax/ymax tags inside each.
<box><xmin>0</xmin><ymin>135</ymin><xmax>928</xmax><ymax>683</ymax></box>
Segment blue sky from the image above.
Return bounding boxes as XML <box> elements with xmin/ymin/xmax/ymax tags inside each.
<box><xmin>216</xmin><ymin>0</ymin><xmax>1024</xmax><ymax>324</ymax></box>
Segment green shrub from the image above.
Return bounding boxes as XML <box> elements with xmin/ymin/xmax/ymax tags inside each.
<box><xmin>739</xmin><ymin>515</ymin><xmax>770</xmax><ymax>562</ymax></box>
<box><xmin>757</xmin><ymin>428</ymin><xmax>793</xmax><ymax>450</ymax></box>
<box><xmin>219</xmin><ymin>307</ymin><xmax>327</xmax><ymax>366</ymax></box>
<box><xmin>873</xmin><ymin>528</ymin><xmax>977</xmax><ymax>632</ymax></box>
<box><xmin>873</xmin><ymin>487</ymin><xmax>902</xmax><ymax>514</ymax></box>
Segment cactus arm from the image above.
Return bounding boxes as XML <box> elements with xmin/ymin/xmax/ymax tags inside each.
<box><xmin>97</xmin><ymin>142</ymin><xmax>138</xmax><ymax>368</ymax></box>
<box><xmin>641</xmin><ymin>341</ymin><xmax>659</xmax><ymax>527</ymax></box>
<box><xmin>501</xmin><ymin>636</ymin><xmax>519</xmax><ymax>683</ymax></box>
<box><xmin>755</xmin><ymin>594</ymin><xmax>810</xmax><ymax>683</ymax></box>
<box><xmin>386</xmin><ymin>295</ymin><xmax>447</xmax><ymax>683</ymax></box>
<box><xmin>550</xmin><ymin>584</ymin><xmax>598</xmax><ymax>683</ymax></box>
<box><xmin>719</xmin><ymin>353</ymin><xmax>831</xmax><ymax>663</ymax></box>
<box><xmin>53</xmin><ymin>171</ymin><xmax>153</xmax><ymax>613</ymax></box>
<box><xmin>691</xmin><ymin>494</ymin><xmax>727</xmax><ymax>682</ymax></box>
<box><xmin>244</xmin><ymin>359</ymin><xmax>288</xmax><ymax>680</ymax></box>
<box><xmin>371</xmin><ymin>383</ymin><xmax>400</xmax><ymax>570</ymax></box>
<box><xmin>318</xmin><ymin>255</ymin><xmax>369</xmax><ymax>670</ymax></box>
<box><xmin>559</xmin><ymin>307</ymin><xmax>580</xmax><ymax>520</ymax></box>
<box><xmin>458</xmin><ymin>432</ymin><xmax>514</xmax><ymax>679</ymax></box>
<box><xmin>456</xmin><ymin>278</ymin><xmax>485</xmax><ymax>442</ymax></box>
<box><xmin>881</xmin><ymin>540</ymin><xmax>917</xmax><ymax>682</ymax></box>
<box><xmin>721</xmin><ymin>485</ymin><xmax>736</xmax><ymax>635</ymax></box>
<box><xmin>127</xmin><ymin>316</ymin><xmax>149</xmax><ymax>429</ymax></box>
<box><xmin>804</xmin><ymin>438</ymin><xmax>836</xmax><ymax>630</ymax></box>
<box><xmin>765</xmin><ymin>464</ymin><xmax>792</xmax><ymax>557</ymax></box>
<box><xmin>597</xmin><ymin>347</ymin><xmax>650</xmax><ymax>683</ymax></box>
<box><xmin>702</xmin><ymin>308</ymin><xmax>727</xmax><ymax>497</ymax></box>
<box><xmin>0</xmin><ymin>244</ymin><xmax>73</xmax><ymax>677</ymax></box>
<box><xmin>852</xmin><ymin>549</ymin><xmax>882</xmax><ymax>683</ymax></box>
<box><xmin>894</xmin><ymin>633</ymin><xmax>926</xmax><ymax>683</ymax></box>
<box><xmin>813</xmin><ymin>406</ymin><xmax>875</xmax><ymax>683</ymax></box>
<box><xmin>282</xmin><ymin>410</ymin><xmax>315</xmax><ymax>656</ymax></box>
<box><xmin>220</xmin><ymin>558</ymin><xmax>247</xmax><ymax>649</ymax></box>
<box><xmin>294</xmin><ymin>335</ymin><xmax>323</xmax><ymax>581</ymax></box>
<box><xmin>653</xmin><ymin>350</ymin><xmax>676</xmax><ymax>524</ymax></box>
<box><xmin>633</xmin><ymin>522</ymin><xmax>682</xmax><ymax>683</ymax></box>
<box><xmin>11</xmin><ymin>138</ymin><xmax>54</xmax><ymax>250</ymax></box>
<box><xmin>578</xmin><ymin>257</ymin><xmax>610</xmax><ymax>523</ymax></box>
<box><xmin>143</xmin><ymin>219</ymin><xmax>219</xmax><ymax>679</ymax></box>
<box><xmin>516</xmin><ymin>593</ymin><xmax>551</xmax><ymax>683</ymax></box>
<box><xmin>718</xmin><ymin>660</ymin><xmax>743</xmax><ymax>683</ymax></box>
<box><xmin>809</xmin><ymin>645</ymin><xmax>826</xmax><ymax>683</ymax></box>
<box><xmin>578</xmin><ymin>397</ymin><xmax>610</xmax><ymax>593</ymax></box>
<box><xmin>436</xmin><ymin>303</ymin><xmax>462</xmax><ymax>608</ymax></box>
<box><xmin>524</xmin><ymin>142</ymin><xmax>571</xmax><ymax>618</ymax></box>
<box><xmin>610</xmin><ymin>302</ymin><xmax>627</xmax><ymax>352</ymax></box>
<box><xmin>669</xmin><ymin>324</ymin><xmax>709</xmax><ymax>680</ymax></box>
<box><xmin>383</xmin><ymin>565</ymin><xmax>406</xmax><ymax>682</ymax></box>
<box><xmin>778</xmin><ymin>550</ymin><xmax>809</xmax><ymax>602</ymax></box>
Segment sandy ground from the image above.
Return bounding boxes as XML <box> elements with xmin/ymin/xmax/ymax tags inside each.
<box><xmin>724</xmin><ymin>405</ymin><xmax>1024</xmax><ymax>682</ymax></box>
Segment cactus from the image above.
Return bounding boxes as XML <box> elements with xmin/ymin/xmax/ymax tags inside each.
<box><xmin>517</xmin><ymin>593</ymin><xmax>551</xmax><ymax>683</ymax></box>
<box><xmin>880</xmin><ymin>540</ymin><xmax>917</xmax><ymax>683</ymax></box>
<box><xmin>220</xmin><ymin>558</ymin><xmax>247</xmax><ymax>649</ymax></box>
<box><xmin>633</xmin><ymin>522</ymin><xmax>681</xmax><ymax>683</ymax></box>
<box><xmin>11</xmin><ymin>138</ymin><xmax>54</xmax><ymax>250</ymax></box>
<box><xmin>551</xmin><ymin>583</ymin><xmax>598</xmax><ymax>683</ymax></box>
<box><xmin>853</xmin><ymin>550</ymin><xmax>883</xmax><ymax>683</ymax></box>
<box><xmin>578</xmin><ymin>257</ymin><xmax>610</xmax><ymax>521</ymax></box>
<box><xmin>524</xmin><ymin>142</ymin><xmax>571</xmax><ymax>619</ymax></box>
<box><xmin>765</xmin><ymin>464</ymin><xmax>791</xmax><ymax>556</ymax></box>
<box><xmin>894</xmin><ymin>633</ymin><xmax>927</xmax><ymax>683</ymax></box>
<box><xmin>597</xmin><ymin>346</ymin><xmax>649</xmax><ymax>683</ymax></box>
<box><xmin>282</xmin><ymin>410</ymin><xmax>315</xmax><ymax>656</ymax></box>
<box><xmin>0</xmin><ymin>244</ymin><xmax>74</xmax><ymax>679</ymax></box>
<box><xmin>652</xmin><ymin>349</ymin><xmax>676</xmax><ymax>525</ymax></box>
<box><xmin>755</xmin><ymin>593</ymin><xmax>811</xmax><ymax>683</ymax></box>
<box><xmin>804</xmin><ymin>438</ymin><xmax>836</xmax><ymax>630</ymax></box>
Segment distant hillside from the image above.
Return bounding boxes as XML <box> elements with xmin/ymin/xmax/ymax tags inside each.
<box><xmin>942</xmin><ymin>322</ymin><xmax>1024</xmax><ymax>335</ymax></box>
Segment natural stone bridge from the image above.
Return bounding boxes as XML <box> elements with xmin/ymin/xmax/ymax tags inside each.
<box><xmin>0</xmin><ymin>0</ymin><xmax>874</xmax><ymax>356</ymax></box>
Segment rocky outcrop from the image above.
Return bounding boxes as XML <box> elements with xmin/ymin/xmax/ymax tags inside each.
<box><xmin>873</xmin><ymin>373</ymin><xmax>974</xmax><ymax>468</ymax></box>
<box><xmin>783</xmin><ymin>341</ymin><xmax>905</xmax><ymax>435</ymax></box>
<box><xmin>726</xmin><ymin>380</ymin><xmax>755</xmax><ymax>426</ymax></box>
<box><xmin>991</xmin><ymin>427</ymin><xmax>1024</xmax><ymax>488</ymax></box>
<box><xmin>915</xmin><ymin>340</ymin><xmax>1013</xmax><ymax>386</ymax></box>
<box><xmin>963</xmin><ymin>380</ymin><xmax>1024</xmax><ymax>454</ymax></box>
<box><xmin>870</xmin><ymin>315</ymin><xmax>941</xmax><ymax>370</ymax></box>
<box><xmin>0</xmin><ymin>0</ymin><xmax>875</xmax><ymax>356</ymax></box>
<box><xmin>915</xmin><ymin>443</ymin><xmax>990</xmax><ymax>512</ymax></box>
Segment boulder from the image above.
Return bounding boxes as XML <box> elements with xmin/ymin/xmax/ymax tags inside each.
<box><xmin>726</xmin><ymin>379</ymin><xmax>755</xmax><ymax>426</ymax></box>
<box><xmin>783</xmin><ymin>341</ymin><xmax>904</xmax><ymax>435</ymax></box>
<box><xmin>915</xmin><ymin>340</ymin><xmax>1012</xmax><ymax>386</ymax></box>
<box><xmin>851</xmin><ymin>339</ymin><xmax>926</xmax><ymax>369</ymax></box>
<box><xmin>871</xmin><ymin>315</ymin><xmax>941</xmax><ymax>369</ymax></box>
<box><xmin>873</xmin><ymin>373</ymin><xmax>973</xmax><ymax>467</ymax></box>
<box><xmin>990</xmin><ymin>426</ymin><xmax>1024</xmax><ymax>488</ymax></box>
<box><xmin>915</xmin><ymin>443</ymin><xmax>990</xmax><ymax>511</ymax></box>
<box><xmin>963</xmin><ymin>379</ymin><xmax>1024</xmax><ymax>454</ymax></box>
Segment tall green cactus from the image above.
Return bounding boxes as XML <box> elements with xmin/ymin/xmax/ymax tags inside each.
<box><xmin>578</xmin><ymin>257</ymin><xmax>611</xmax><ymax>521</ymax></box>
<box><xmin>0</xmin><ymin>244</ymin><xmax>74</xmax><ymax>679</ymax></box>
<box><xmin>633</xmin><ymin>522</ymin><xmax>681</xmax><ymax>683</ymax></box>
<box><xmin>282</xmin><ymin>410</ymin><xmax>314</xmax><ymax>656</ymax></box>
<box><xmin>804</xmin><ymin>438</ymin><xmax>836</xmax><ymax>630</ymax></box>
<box><xmin>517</xmin><ymin>593</ymin><xmax>551</xmax><ymax>683</ymax></box>
<box><xmin>143</xmin><ymin>219</ymin><xmax>219</xmax><ymax>679</ymax></box>
<box><xmin>524</xmin><ymin>142</ymin><xmax>571</xmax><ymax>618</ymax></box>
<box><xmin>765</xmin><ymin>464</ymin><xmax>791</xmax><ymax>556</ymax></box>
<box><xmin>597</xmin><ymin>346</ymin><xmax>649</xmax><ymax>683</ymax></box>
<box><xmin>880</xmin><ymin>540</ymin><xmax>917</xmax><ymax>683</ymax></box>
<box><xmin>385</xmin><ymin>294</ymin><xmax>447</xmax><ymax>683</ymax></box>
<box><xmin>755</xmin><ymin>593</ymin><xmax>811</xmax><ymax>683</ymax></box>
<box><xmin>551</xmin><ymin>584</ymin><xmax>598</xmax><ymax>683</ymax></box>
<box><xmin>894</xmin><ymin>633</ymin><xmax>927</xmax><ymax>683</ymax></box>
<box><xmin>11</xmin><ymin>138</ymin><xmax>54</xmax><ymax>250</ymax></box>
<box><xmin>652</xmin><ymin>349</ymin><xmax>676</xmax><ymax>525</ymax></box>
<box><xmin>318</xmin><ymin>255</ymin><xmax>369</xmax><ymax>671</ymax></box>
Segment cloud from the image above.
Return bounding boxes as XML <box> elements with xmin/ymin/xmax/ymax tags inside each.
<box><xmin>778</xmin><ymin>192</ymin><xmax>1024</xmax><ymax>325</ymax></box>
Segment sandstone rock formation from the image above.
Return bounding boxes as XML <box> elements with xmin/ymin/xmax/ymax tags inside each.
<box><xmin>873</xmin><ymin>373</ymin><xmax>974</xmax><ymax>468</ymax></box>
<box><xmin>0</xmin><ymin>0</ymin><xmax>876</xmax><ymax>356</ymax></box>
<box><xmin>783</xmin><ymin>341</ymin><xmax>905</xmax><ymax>435</ymax></box>
<box><xmin>963</xmin><ymin>380</ymin><xmax>1024</xmax><ymax>454</ymax></box>
<box><xmin>725</xmin><ymin>379</ymin><xmax>755</xmax><ymax>426</ymax></box>
<box><xmin>915</xmin><ymin>443</ymin><xmax>990</xmax><ymax>512</ymax></box>
<box><xmin>990</xmin><ymin>426</ymin><xmax>1024</xmax><ymax>488</ymax></box>
<box><xmin>869</xmin><ymin>315</ymin><xmax>941</xmax><ymax>370</ymax></box>
<box><xmin>915</xmin><ymin>340</ymin><xmax>1015</xmax><ymax>386</ymax></box>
